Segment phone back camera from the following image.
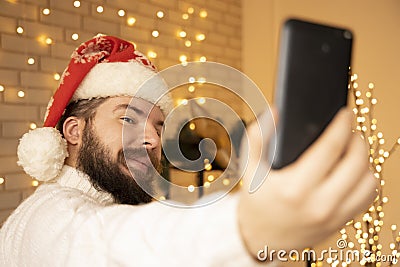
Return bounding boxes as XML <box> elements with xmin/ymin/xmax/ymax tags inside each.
<box><xmin>321</xmin><ymin>43</ymin><xmax>331</xmax><ymax>53</ymax></box>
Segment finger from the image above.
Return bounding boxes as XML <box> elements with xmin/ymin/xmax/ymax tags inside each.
<box><xmin>240</xmin><ymin>108</ymin><xmax>276</xmax><ymax>193</ymax></box>
<box><xmin>318</xmin><ymin>133</ymin><xmax>370</xmax><ymax>205</ymax></box>
<box><xmin>326</xmin><ymin>169</ymin><xmax>377</xmax><ymax>232</ymax></box>
<box><xmin>294</xmin><ymin>108</ymin><xmax>353</xmax><ymax>185</ymax></box>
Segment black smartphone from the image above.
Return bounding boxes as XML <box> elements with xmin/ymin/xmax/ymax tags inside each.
<box><xmin>270</xmin><ymin>18</ymin><xmax>353</xmax><ymax>169</ymax></box>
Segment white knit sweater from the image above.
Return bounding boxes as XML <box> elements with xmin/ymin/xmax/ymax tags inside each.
<box><xmin>0</xmin><ymin>165</ymin><xmax>257</xmax><ymax>267</ymax></box>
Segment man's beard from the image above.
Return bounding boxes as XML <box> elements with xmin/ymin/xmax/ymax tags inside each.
<box><xmin>76</xmin><ymin>124</ymin><xmax>162</xmax><ymax>205</ymax></box>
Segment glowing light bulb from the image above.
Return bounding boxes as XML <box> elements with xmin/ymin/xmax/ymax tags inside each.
<box><xmin>17</xmin><ymin>90</ymin><xmax>25</xmax><ymax>98</ymax></box>
<box><xmin>392</xmin><ymin>225</ymin><xmax>397</xmax><ymax>231</ymax></box>
<box><xmin>188</xmin><ymin>85</ymin><xmax>195</xmax><ymax>92</ymax></box>
<box><xmin>195</xmin><ymin>33</ymin><xmax>206</xmax><ymax>41</ymax></box>
<box><xmin>45</xmin><ymin>37</ymin><xmax>53</xmax><ymax>45</ymax></box>
<box><xmin>197</xmin><ymin>97</ymin><xmax>206</xmax><ymax>105</ymax></box>
<box><xmin>118</xmin><ymin>9</ymin><xmax>125</xmax><ymax>17</ymax></box>
<box><xmin>127</xmin><ymin>17</ymin><xmax>136</xmax><ymax>26</ymax></box>
<box><xmin>27</xmin><ymin>58</ymin><xmax>35</xmax><ymax>65</ymax></box>
<box><xmin>204</xmin><ymin>181</ymin><xmax>210</xmax><ymax>188</ymax></box>
<box><xmin>197</xmin><ymin>77</ymin><xmax>206</xmax><ymax>83</ymax></box>
<box><xmin>0</xmin><ymin>177</ymin><xmax>4</xmax><ymax>185</ymax></box>
<box><xmin>182</xmin><ymin>13</ymin><xmax>189</xmax><ymax>20</ymax></box>
<box><xmin>204</xmin><ymin>163</ymin><xmax>212</xmax><ymax>171</ymax></box>
<box><xmin>156</xmin><ymin>11</ymin><xmax>164</xmax><ymax>18</ymax></box>
<box><xmin>188</xmin><ymin>77</ymin><xmax>195</xmax><ymax>83</ymax></box>
<box><xmin>73</xmin><ymin>1</ymin><xmax>80</xmax><ymax>7</ymax></box>
<box><xmin>179</xmin><ymin>55</ymin><xmax>187</xmax><ymax>62</ymax></box>
<box><xmin>368</xmin><ymin>83</ymin><xmax>374</xmax><ymax>89</ymax></box>
<box><xmin>152</xmin><ymin>30</ymin><xmax>159</xmax><ymax>38</ymax></box>
<box><xmin>32</xmin><ymin>180</ymin><xmax>39</xmax><ymax>187</ymax></box>
<box><xmin>16</xmin><ymin>26</ymin><xmax>24</xmax><ymax>34</ymax></box>
<box><xmin>187</xmin><ymin>7</ymin><xmax>194</xmax><ymax>14</ymax></box>
<box><xmin>71</xmin><ymin>33</ymin><xmax>79</xmax><ymax>40</ymax></box>
<box><xmin>96</xmin><ymin>6</ymin><xmax>104</xmax><ymax>13</ymax></box>
<box><xmin>54</xmin><ymin>73</ymin><xmax>61</xmax><ymax>81</ymax></box>
<box><xmin>223</xmin><ymin>178</ymin><xmax>230</xmax><ymax>186</ymax></box>
<box><xmin>29</xmin><ymin>123</ymin><xmax>37</xmax><ymax>129</ymax></box>
<box><xmin>187</xmin><ymin>185</ymin><xmax>195</xmax><ymax>192</ymax></box>
<box><xmin>147</xmin><ymin>51</ymin><xmax>157</xmax><ymax>59</ymax></box>
<box><xmin>42</xmin><ymin>8</ymin><xmax>50</xmax><ymax>15</ymax></box>
<box><xmin>178</xmin><ymin>99</ymin><xmax>188</xmax><ymax>106</ymax></box>
<box><xmin>207</xmin><ymin>175</ymin><xmax>214</xmax><ymax>182</ymax></box>
<box><xmin>184</xmin><ymin>40</ymin><xmax>191</xmax><ymax>47</ymax></box>
<box><xmin>199</xmin><ymin>56</ymin><xmax>206</xmax><ymax>62</ymax></box>
<box><xmin>199</xmin><ymin>9</ymin><xmax>208</xmax><ymax>18</ymax></box>
<box><xmin>189</xmin><ymin>122</ymin><xmax>196</xmax><ymax>130</ymax></box>
<box><xmin>178</xmin><ymin>30</ymin><xmax>187</xmax><ymax>38</ymax></box>
<box><xmin>0</xmin><ymin>85</ymin><xmax>4</xmax><ymax>92</ymax></box>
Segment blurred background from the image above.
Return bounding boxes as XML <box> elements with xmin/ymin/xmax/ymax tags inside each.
<box><xmin>0</xmin><ymin>0</ymin><xmax>398</xmax><ymax>265</ymax></box>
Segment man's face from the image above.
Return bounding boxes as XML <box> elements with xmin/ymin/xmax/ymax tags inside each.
<box><xmin>76</xmin><ymin>96</ymin><xmax>165</xmax><ymax>205</ymax></box>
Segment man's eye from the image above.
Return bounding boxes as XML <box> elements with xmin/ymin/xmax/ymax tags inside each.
<box><xmin>121</xmin><ymin>117</ymin><xmax>136</xmax><ymax>124</ymax></box>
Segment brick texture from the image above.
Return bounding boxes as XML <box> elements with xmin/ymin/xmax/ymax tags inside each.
<box><xmin>0</xmin><ymin>0</ymin><xmax>242</xmax><ymax>224</ymax></box>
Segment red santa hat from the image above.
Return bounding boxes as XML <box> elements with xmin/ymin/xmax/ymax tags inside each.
<box><xmin>17</xmin><ymin>35</ymin><xmax>172</xmax><ymax>182</ymax></box>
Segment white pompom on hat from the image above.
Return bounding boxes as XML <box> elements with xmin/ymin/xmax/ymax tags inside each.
<box><xmin>17</xmin><ymin>35</ymin><xmax>172</xmax><ymax>182</ymax></box>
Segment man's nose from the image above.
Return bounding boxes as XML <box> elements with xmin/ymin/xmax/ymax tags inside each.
<box><xmin>143</xmin><ymin>124</ymin><xmax>160</xmax><ymax>149</ymax></box>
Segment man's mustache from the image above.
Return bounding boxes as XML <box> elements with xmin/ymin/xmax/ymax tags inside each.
<box><xmin>119</xmin><ymin>148</ymin><xmax>160</xmax><ymax>171</ymax></box>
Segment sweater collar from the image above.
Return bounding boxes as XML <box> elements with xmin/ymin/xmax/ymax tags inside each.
<box><xmin>55</xmin><ymin>165</ymin><xmax>115</xmax><ymax>205</ymax></box>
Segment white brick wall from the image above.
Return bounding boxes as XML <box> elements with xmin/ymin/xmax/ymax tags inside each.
<box><xmin>0</xmin><ymin>0</ymin><xmax>242</xmax><ymax>225</ymax></box>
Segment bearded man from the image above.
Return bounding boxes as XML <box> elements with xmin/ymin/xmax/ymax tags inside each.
<box><xmin>0</xmin><ymin>35</ymin><xmax>376</xmax><ymax>266</ymax></box>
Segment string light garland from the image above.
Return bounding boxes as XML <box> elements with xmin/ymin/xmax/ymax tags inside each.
<box><xmin>5</xmin><ymin>3</ymin><xmax>216</xmax><ymax>192</ymax></box>
<box><xmin>324</xmin><ymin>74</ymin><xmax>400</xmax><ymax>267</ymax></box>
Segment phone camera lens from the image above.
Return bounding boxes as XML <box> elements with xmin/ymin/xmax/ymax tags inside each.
<box><xmin>321</xmin><ymin>43</ymin><xmax>330</xmax><ymax>53</ymax></box>
<box><xmin>343</xmin><ymin>30</ymin><xmax>352</xmax><ymax>39</ymax></box>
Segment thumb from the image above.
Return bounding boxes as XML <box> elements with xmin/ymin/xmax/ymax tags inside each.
<box><xmin>240</xmin><ymin>107</ymin><xmax>277</xmax><ymax>193</ymax></box>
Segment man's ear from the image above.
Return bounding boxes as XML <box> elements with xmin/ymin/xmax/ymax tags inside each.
<box><xmin>63</xmin><ymin>117</ymin><xmax>84</xmax><ymax>146</ymax></box>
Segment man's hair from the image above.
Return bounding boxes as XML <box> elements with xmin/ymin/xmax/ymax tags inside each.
<box><xmin>56</xmin><ymin>98</ymin><xmax>108</xmax><ymax>136</ymax></box>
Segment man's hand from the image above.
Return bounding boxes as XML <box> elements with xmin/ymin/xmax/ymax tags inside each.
<box><xmin>237</xmin><ymin>109</ymin><xmax>377</xmax><ymax>256</ymax></box>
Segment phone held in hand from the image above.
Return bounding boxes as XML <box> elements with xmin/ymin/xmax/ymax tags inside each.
<box><xmin>270</xmin><ymin>18</ymin><xmax>353</xmax><ymax>169</ymax></box>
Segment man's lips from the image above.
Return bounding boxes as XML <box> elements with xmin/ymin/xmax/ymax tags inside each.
<box><xmin>125</xmin><ymin>157</ymin><xmax>150</xmax><ymax>173</ymax></box>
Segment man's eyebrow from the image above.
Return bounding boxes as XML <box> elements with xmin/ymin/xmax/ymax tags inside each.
<box><xmin>114</xmin><ymin>104</ymin><xmax>164</xmax><ymax>126</ymax></box>
<box><xmin>113</xmin><ymin>104</ymin><xmax>145</xmax><ymax>116</ymax></box>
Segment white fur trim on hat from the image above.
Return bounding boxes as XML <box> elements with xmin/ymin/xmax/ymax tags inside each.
<box><xmin>72</xmin><ymin>61</ymin><xmax>173</xmax><ymax>114</ymax></box>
